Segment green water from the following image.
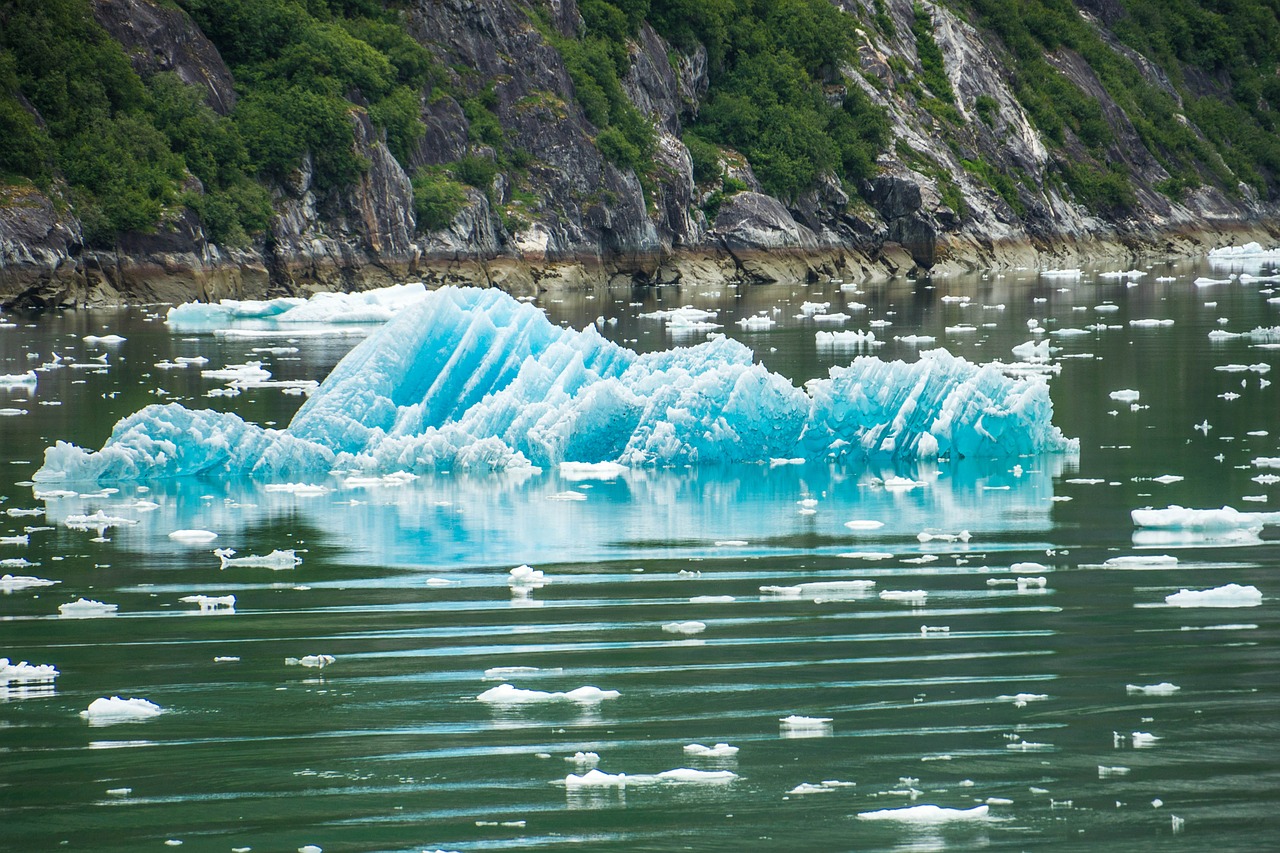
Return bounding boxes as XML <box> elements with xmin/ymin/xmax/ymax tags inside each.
<box><xmin>1</xmin><ymin>261</ymin><xmax>1278</xmax><ymax>851</ymax></box>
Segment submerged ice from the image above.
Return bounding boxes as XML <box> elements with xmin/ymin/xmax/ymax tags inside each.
<box><xmin>35</xmin><ymin>287</ymin><xmax>1075</xmax><ymax>482</ymax></box>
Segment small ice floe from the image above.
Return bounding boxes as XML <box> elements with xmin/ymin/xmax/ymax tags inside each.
<box><xmin>482</xmin><ymin>665</ymin><xmax>548</xmax><ymax>679</ymax></box>
<box><xmin>1194</xmin><ymin>277</ymin><xmax>1232</xmax><ymax>286</ymax></box>
<box><xmin>508</xmin><ymin>564</ymin><xmax>547</xmax><ymax>591</ymax></box>
<box><xmin>760</xmin><ymin>580</ymin><xmax>875</xmax><ymax>600</ymax></box>
<box><xmin>1041</xmin><ymin>268</ymin><xmax>1082</xmax><ymax>279</ymax></box>
<box><xmin>547</xmin><ymin>490</ymin><xmax>587</xmax><ymax>501</ymax></box>
<box><xmin>564</xmin><ymin>767</ymin><xmax>737</xmax><ymax>788</ymax></box>
<box><xmin>168</xmin><ymin>529</ymin><xmax>217</xmax><ymax>544</ymax></box>
<box><xmin>263</xmin><ymin>482</ymin><xmax>330</xmax><ymax>496</ymax></box>
<box><xmin>558</xmin><ymin>461</ymin><xmax>627</xmax><ymax>480</ymax></box>
<box><xmin>179</xmin><ymin>594</ymin><xmax>236</xmax><ymax>611</ymax></box>
<box><xmin>684</xmin><ymin>742</ymin><xmax>739</xmax><ymax>758</ymax></box>
<box><xmin>779</xmin><ymin>715</ymin><xmax>833</xmax><ymax>738</ymax></box>
<box><xmin>662</xmin><ymin>621</ymin><xmax>706</xmax><ymax>635</ymax></box>
<box><xmin>64</xmin><ymin>511</ymin><xmax>137</xmax><ymax>531</ymax></box>
<box><xmin>1129</xmin><ymin>318</ymin><xmax>1174</xmax><ymax>327</ymax></box>
<box><xmin>788</xmin><ymin>780</ymin><xmax>855</xmax><ymax>795</ymax></box>
<box><xmin>917</xmin><ymin>529</ymin><xmax>970</xmax><ymax>543</ymax></box>
<box><xmin>105</xmin><ymin>787</ymin><xmax>132</xmax><ymax>796</ymax></box>
<box><xmin>689</xmin><ymin>595</ymin><xmax>735</xmax><ymax>604</ymax></box>
<box><xmin>737</xmin><ymin>314</ymin><xmax>777</xmax><ymax>331</ymax></box>
<box><xmin>0</xmin><ymin>658</ymin><xmax>59</xmax><ymax>683</ymax></box>
<box><xmin>881</xmin><ymin>476</ymin><xmax>923</xmax><ymax>490</ymax></box>
<box><xmin>985</xmin><ymin>797</ymin><xmax>1014</xmax><ymax>805</ymax></box>
<box><xmin>286</xmin><ymin>654</ymin><xmax>336</xmax><ymax>668</ymax></box>
<box><xmin>1131</xmin><ymin>731</ymin><xmax>1161</xmax><ymax>748</ymax></box>
<box><xmin>1109</xmin><ymin>389</ymin><xmax>1140</xmax><ymax>402</ymax></box>
<box><xmin>1</xmin><ymin>573</ymin><xmax>58</xmax><ymax>591</ymax></box>
<box><xmin>213</xmin><ymin>656</ymin><xmax>240</xmax><ymax>663</ymax></box>
<box><xmin>1165</xmin><ymin>584</ymin><xmax>1262</xmax><ymax>608</ymax></box>
<box><xmin>1098</xmin><ymin>765</ymin><xmax>1130</xmax><ymax>777</ymax></box>
<box><xmin>80</xmin><ymin>696</ymin><xmax>162</xmax><ymax>722</ymax></box>
<box><xmin>998</xmin><ymin>692</ymin><xmax>1049</xmax><ymax>708</ymax></box>
<box><xmin>1132</xmin><ymin>505</ymin><xmax>1280</xmax><ymax>530</ymax></box>
<box><xmin>1006</xmin><ymin>741</ymin><xmax>1053</xmax><ymax>751</ymax></box>
<box><xmin>1126</xmin><ymin>682</ymin><xmax>1180</xmax><ymax>695</ymax></box>
<box><xmin>0</xmin><ymin>369</ymin><xmax>38</xmax><ymax>385</ymax></box>
<box><xmin>568</xmin><ymin>751</ymin><xmax>600</xmax><ymax>767</ymax></box>
<box><xmin>0</xmin><ymin>534</ymin><xmax>29</xmax><ymax>546</ymax></box>
<box><xmin>880</xmin><ymin>589</ymin><xmax>928</xmax><ymax>604</ymax></box>
<box><xmin>856</xmin><ymin>804</ymin><xmax>990</xmax><ymax>822</ymax></box>
<box><xmin>844</xmin><ymin>519</ymin><xmax>884</xmax><ymax>531</ymax></box>
<box><xmin>1104</xmin><ymin>555</ymin><xmax>1178</xmax><ymax>568</ymax></box>
<box><xmin>58</xmin><ymin>598</ymin><xmax>118</xmax><ymax>617</ymax></box>
<box><xmin>1254</xmin><ymin>457</ymin><xmax>1280</xmax><ymax>469</ymax></box>
<box><xmin>478</xmin><ymin>683</ymin><xmax>619</xmax><ymax>705</ymax></box>
<box><xmin>215</xmin><ymin>548</ymin><xmax>301</xmax><ymax>570</ymax></box>
<box><xmin>815</xmin><ymin>329</ymin><xmax>880</xmax><ymax>350</ymax></box>
<box><xmin>1012</xmin><ymin>339</ymin><xmax>1051</xmax><ymax>361</ymax></box>
<box><xmin>425</xmin><ymin>577</ymin><xmax>455</xmax><ymax>587</ymax></box>
<box><xmin>0</xmin><ymin>557</ymin><xmax>35</xmax><ymax>569</ymax></box>
<box><xmin>920</xmin><ymin>625</ymin><xmax>950</xmax><ymax>637</ymax></box>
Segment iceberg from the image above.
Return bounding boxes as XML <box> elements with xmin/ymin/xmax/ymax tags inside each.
<box><xmin>856</xmin><ymin>804</ymin><xmax>991</xmax><ymax>821</ymax></box>
<box><xmin>1132</xmin><ymin>505</ymin><xmax>1280</xmax><ymax>530</ymax></box>
<box><xmin>35</xmin><ymin>287</ymin><xmax>1076</xmax><ymax>483</ymax></box>
<box><xmin>165</xmin><ymin>282</ymin><xmax>429</xmax><ymax>332</ymax></box>
<box><xmin>1165</xmin><ymin>584</ymin><xmax>1262</xmax><ymax>608</ymax></box>
<box><xmin>81</xmin><ymin>696</ymin><xmax>163</xmax><ymax>722</ymax></box>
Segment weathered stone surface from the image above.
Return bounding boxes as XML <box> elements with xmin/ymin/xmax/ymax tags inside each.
<box><xmin>90</xmin><ymin>0</ymin><xmax>237</xmax><ymax>114</ymax></box>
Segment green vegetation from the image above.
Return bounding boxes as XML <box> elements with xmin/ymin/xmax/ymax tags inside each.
<box><xmin>411</xmin><ymin>168</ymin><xmax>467</xmax><ymax>232</ymax></box>
<box><xmin>650</xmin><ymin>0</ymin><xmax>890</xmax><ymax>200</ymax></box>
<box><xmin>912</xmin><ymin>3</ymin><xmax>955</xmax><ymax>105</ymax></box>
<box><xmin>0</xmin><ymin>0</ymin><xmax>435</xmax><ymax>246</ymax></box>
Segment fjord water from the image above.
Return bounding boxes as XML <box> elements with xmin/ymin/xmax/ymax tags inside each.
<box><xmin>1</xmin><ymin>262</ymin><xmax>1277</xmax><ymax>852</ymax></box>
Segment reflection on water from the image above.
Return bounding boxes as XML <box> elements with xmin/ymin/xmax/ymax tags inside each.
<box><xmin>1</xmin><ymin>261</ymin><xmax>1278</xmax><ymax>851</ymax></box>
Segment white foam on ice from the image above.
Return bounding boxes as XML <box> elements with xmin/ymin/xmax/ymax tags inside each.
<box><xmin>478</xmin><ymin>683</ymin><xmax>620</xmax><ymax>704</ymax></box>
<box><xmin>36</xmin><ymin>288</ymin><xmax>1077</xmax><ymax>482</ymax></box>
<box><xmin>1165</xmin><ymin>584</ymin><xmax>1262</xmax><ymax>607</ymax></box>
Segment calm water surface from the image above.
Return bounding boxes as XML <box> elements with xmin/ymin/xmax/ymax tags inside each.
<box><xmin>1</xmin><ymin>260</ymin><xmax>1278</xmax><ymax>851</ymax></box>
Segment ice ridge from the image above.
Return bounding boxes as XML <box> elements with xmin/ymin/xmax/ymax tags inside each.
<box><xmin>36</xmin><ymin>287</ymin><xmax>1075</xmax><ymax>482</ymax></box>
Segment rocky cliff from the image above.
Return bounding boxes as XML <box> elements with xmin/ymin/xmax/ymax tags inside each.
<box><xmin>3</xmin><ymin>0</ymin><xmax>1279</xmax><ymax>309</ymax></box>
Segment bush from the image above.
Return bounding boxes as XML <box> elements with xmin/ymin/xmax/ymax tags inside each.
<box><xmin>452</xmin><ymin>155</ymin><xmax>498</xmax><ymax>193</ymax></box>
<box><xmin>683</xmin><ymin>134</ymin><xmax>722</xmax><ymax>184</ymax></box>
<box><xmin>412</xmin><ymin>169</ymin><xmax>467</xmax><ymax>231</ymax></box>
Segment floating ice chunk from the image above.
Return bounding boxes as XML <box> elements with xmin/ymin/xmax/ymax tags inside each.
<box><xmin>736</xmin><ymin>315</ymin><xmax>777</xmax><ymax>331</ymax></box>
<box><xmin>1098</xmin><ymin>765</ymin><xmax>1130</xmax><ymax>777</ymax></box>
<box><xmin>1099</xmin><ymin>269</ymin><xmax>1146</xmax><ymax>279</ymax></box>
<box><xmin>1194</xmin><ymin>277</ymin><xmax>1231</xmax><ymax>286</ymax></box>
<box><xmin>1208</xmin><ymin>242</ymin><xmax>1280</xmax><ymax>259</ymax></box>
<box><xmin>690</xmin><ymin>595</ymin><xmax>735</xmax><ymax>604</ymax></box>
<box><xmin>81</xmin><ymin>696</ymin><xmax>162</xmax><ymax>722</ymax></box>
<box><xmin>1131</xmin><ymin>731</ymin><xmax>1160</xmax><ymax>747</ymax></box>
<box><xmin>1006</xmin><ymin>741</ymin><xmax>1053</xmax><ymax>751</ymax></box>
<box><xmin>38</xmin><ymin>288</ymin><xmax>1076</xmax><ymax>483</ymax></box>
<box><xmin>844</xmin><ymin>519</ymin><xmax>884</xmax><ymax>530</ymax></box>
<box><xmin>0</xmin><ymin>573</ymin><xmax>58</xmax><ymax>590</ymax></box>
<box><xmin>565</xmin><ymin>767</ymin><xmax>736</xmax><ymax>788</ymax></box>
<box><xmin>1041</xmin><ymin>269</ymin><xmax>1082</xmax><ymax>279</ymax></box>
<box><xmin>83</xmin><ymin>334</ymin><xmax>126</xmax><ymax>345</ymax></box>
<box><xmin>1132</xmin><ymin>505</ymin><xmax>1280</xmax><ymax>530</ymax></box>
<box><xmin>920</xmin><ymin>625</ymin><xmax>950</xmax><ymax>636</ymax></box>
<box><xmin>999</xmin><ymin>692</ymin><xmax>1048</xmax><ymax>708</ymax></box>
<box><xmin>478</xmin><ymin>683</ymin><xmax>619</xmax><ymax>704</ymax></box>
<box><xmin>1254</xmin><ymin>457</ymin><xmax>1280</xmax><ymax>469</ymax></box>
<box><xmin>1109</xmin><ymin>389</ymin><xmax>1140</xmax><ymax>402</ymax></box>
<box><xmin>780</xmin><ymin>715</ymin><xmax>833</xmax><ymax>737</ymax></box>
<box><xmin>483</xmin><ymin>665</ymin><xmax>546</xmax><ymax>679</ymax></box>
<box><xmin>179</xmin><ymin>594</ymin><xmax>236</xmax><ymax>610</ymax></box>
<box><xmin>815</xmin><ymin>329</ymin><xmax>880</xmax><ymax>350</ymax></box>
<box><xmin>64</xmin><ymin>511</ymin><xmax>137</xmax><ymax>530</ymax></box>
<box><xmin>568</xmin><ymin>751</ymin><xmax>600</xmax><ymax>767</ymax></box>
<box><xmin>857</xmin><ymin>804</ymin><xmax>990</xmax><ymax>822</ymax></box>
<box><xmin>558</xmin><ymin>461</ymin><xmax>627</xmax><ymax>480</ymax></box>
<box><xmin>286</xmin><ymin>654</ymin><xmax>336</xmax><ymax>668</ymax></box>
<box><xmin>662</xmin><ymin>620</ymin><xmax>706</xmax><ymax>635</ymax></box>
<box><xmin>168</xmin><ymin>529</ymin><xmax>217</xmax><ymax>543</ymax></box>
<box><xmin>215</xmin><ymin>548</ymin><xmax>301</xmax><ymax>570</ymax></box>
<box><xmin>684</xmin><ymin>742</ymin><xmax>739</xmax><ymax>757</ymax></box>
<box><xmin>760</xmin><ymin>580</ymin><xmax>875</xmax><ymax>600</ymax></box>
<box><xmin>1126</xmin><ymin>683</ymin><xmax>1180</xmax><ymax>695</ymax></box>
<box><xmin>1012</xmin><ymin>339</ymin><xmax>1051</xmax><ymax>361</ymax></box>
<box><xmin>263</xmin><ymin>483</ymin><xmax>330</xmax><ymax>496</ymax></box>
<box><xmin>880</xmin><ymin>589</ymin><xmax>927</xmax><ymax>604</ymax></box>
<box><xmin>917</xmin><ymin>529</ymin><xmax>970</xmax><ymax>543</ymax></box>
<box><xmin>1164</xmin><ymin>584</ymin><xmax>1262</xmax><ymax>608</ymax></box>
<box><xmin>58</xmin><ymin>598</ymin><xmax>117</xmax><ymax>616</ymax></box>
<box><xmin>1151</xmin><ymin>474</ymin><xmax>1183</xmax><ymax>484</ymax></box>
<box><xmin>1129</xmin><ymin>318</ymin><xmax>1174</xmax><ymax>327</ymax></box>
<box><xmin>0</xmin><ymin>370</ymin><xmax>37</xmax><ymax>385</ymax></box>
<box><xmin>0</xmin><ymin>658</ymin><xmax>59</xmax><ymax>683</ymax></box>
<box><xmin>508</xmin><ymin>564</ymin><xmax>547</xmax><ymax>589</ymax></box>
<box><xmin>1103</xmin><ymin>555</ymin><xmax>1177</xmax><ymax>567</ymax></box>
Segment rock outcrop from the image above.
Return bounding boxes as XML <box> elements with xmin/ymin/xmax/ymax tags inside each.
<box><xmin>3</xmin><ymin>0</ymin><xmax>1280</xmax><ymax>309</ymax></box>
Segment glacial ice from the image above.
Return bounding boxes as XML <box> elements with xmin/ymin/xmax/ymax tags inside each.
<box><xmin>684</xmin><ymin>742</ymin><xmax>739</xmax><ymax>757</ymax></box>
<box><xmin>0</xmin><ymin>573</ymin><xmax>58</xmax><ymax>590</ymax></box>
<box><xmin>81</xmin><ymin>696</ymin><xmax>163</xmax><ymax>722</ymax></box>
<box><xmin>216</xmin><ymin>548</ymin><xmax>301</xmax><ymax>570</ymax></box>
<box><xmin>1164</xmin><ymin>584</ymin><xmax>1262</xmax><ymax>607</ymax></box>
<box><xmin>35</xmin><ymin>287</ymin><xmax>1076</xmax><ymax>483</ymax></box>
<box><xmin>165</xmin><ymin>283</ymin><xmax>430</xmax><ymax>332</ymax></box>
<box><xmin>1132</xmin><ymin>505</ymin><xmax>1280</xmax><ymax>530</ymax></box>
<box><xmin>478</xmin><ymin>683</ymin><xmax>620</xmax><ymax>704</ymax></box>
<box><xmin>0</xmin><ymin>658</ymin><xmax>59</xmax><ymax>682</ymax></box>
<box><xmin>856</xmin><ymin>804</ymin><xmax>990</xmax><ymax>821</ymax></box>
<box><xmin>1126</xmin><ymin>683</ymin><xmax>1179</xmax><ymax>695</ymax></box>
<box><xmin>564</xmin><ymin>767</ymin><xmax>737</xmax><ymax>787</ymax></box>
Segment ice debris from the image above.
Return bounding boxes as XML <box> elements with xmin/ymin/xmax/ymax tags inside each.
<box><xmin>169</xmin><ymin>529</ymin><xmax>217</xmax><ymax>543</ymax></box>
<box><xmin>0</xmin><ymin>658</ymin><xmax>58</xmax><ymax>683</ymax></box>
<box><xmin>0</xmin><ymin>573</ymin><xmax>59</xmax><ymax>590</ymax></box>
<box><xmin>58</xmin><ymin>598</ymin><xmax>117</xmax><ymax>617</ymax></box>
<box><xmin>477</xmin><ymin>683</ymin><xmax>620</xmax><ymax>704</ymax></box>
<box><xmin>1165</xmin><ymin>584</ymin><xmax>1262</xmax><ymax>608</ymax></box>
<box><xmin>1132</xmin><ymin>505</ymin><xmax>1280</xmax><ymax>530</ymax></box>
<box><xmin>36</xmin><ymin>287</ymin><xmax>1076</xmax><ymax>482</ymax></box>
<box><xmin>856</xmin><ymin>804</ymin><xmax>990</xmax><ymax>821</ymax></box>
<box><xmin>81</xmin><ymin>696</ymin><xmax>162</xmax><ymax>722</ymax></box>
<box><xmin>662</xmin><ymin>621</ymin><xmax>706</xmax><ymax>635</ymax></box>
<box><xmin>683</xmin><ymin>742</ymin><xmax>739</xmax><ymax>757</ymax></box>
<box><xmin>564</xmin><ymin>768</ymin><xmax>736</xmax><ymax>787</ymax></box>
<box><xmin>180</xmin><ymin>594</ymin><xmax>236</xmax><ymax>611</ymax></box>
<box><xmin>216</xmin><ymin>548</ymin><xmax>301</xmax><ymax>570</ymax></box>
<box><xmin>1126</xmin><ymin>683</ymin><xmax>1180</xmax><ymax>695</ymax></box>
<box><xmin>286</xmin><ymin>654</ymin><xmax>336</xmax><ymax>668</ymax></box>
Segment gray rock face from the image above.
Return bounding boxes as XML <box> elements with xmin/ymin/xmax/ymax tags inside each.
<box><xmin>0</xmin><ymin>186</ymin><xmax>84</xmax><ymax>308</ymax></box>
<box><xmin>90</xmin><ymin>0</ymin><xmax>237</xmax><ymax>114</ymax></box>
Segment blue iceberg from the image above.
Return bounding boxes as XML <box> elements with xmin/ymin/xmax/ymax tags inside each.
<box><xmin>35</xmin><ymin>286</ymin><xmax>1075</xmax><ymax>483</ymax></box>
